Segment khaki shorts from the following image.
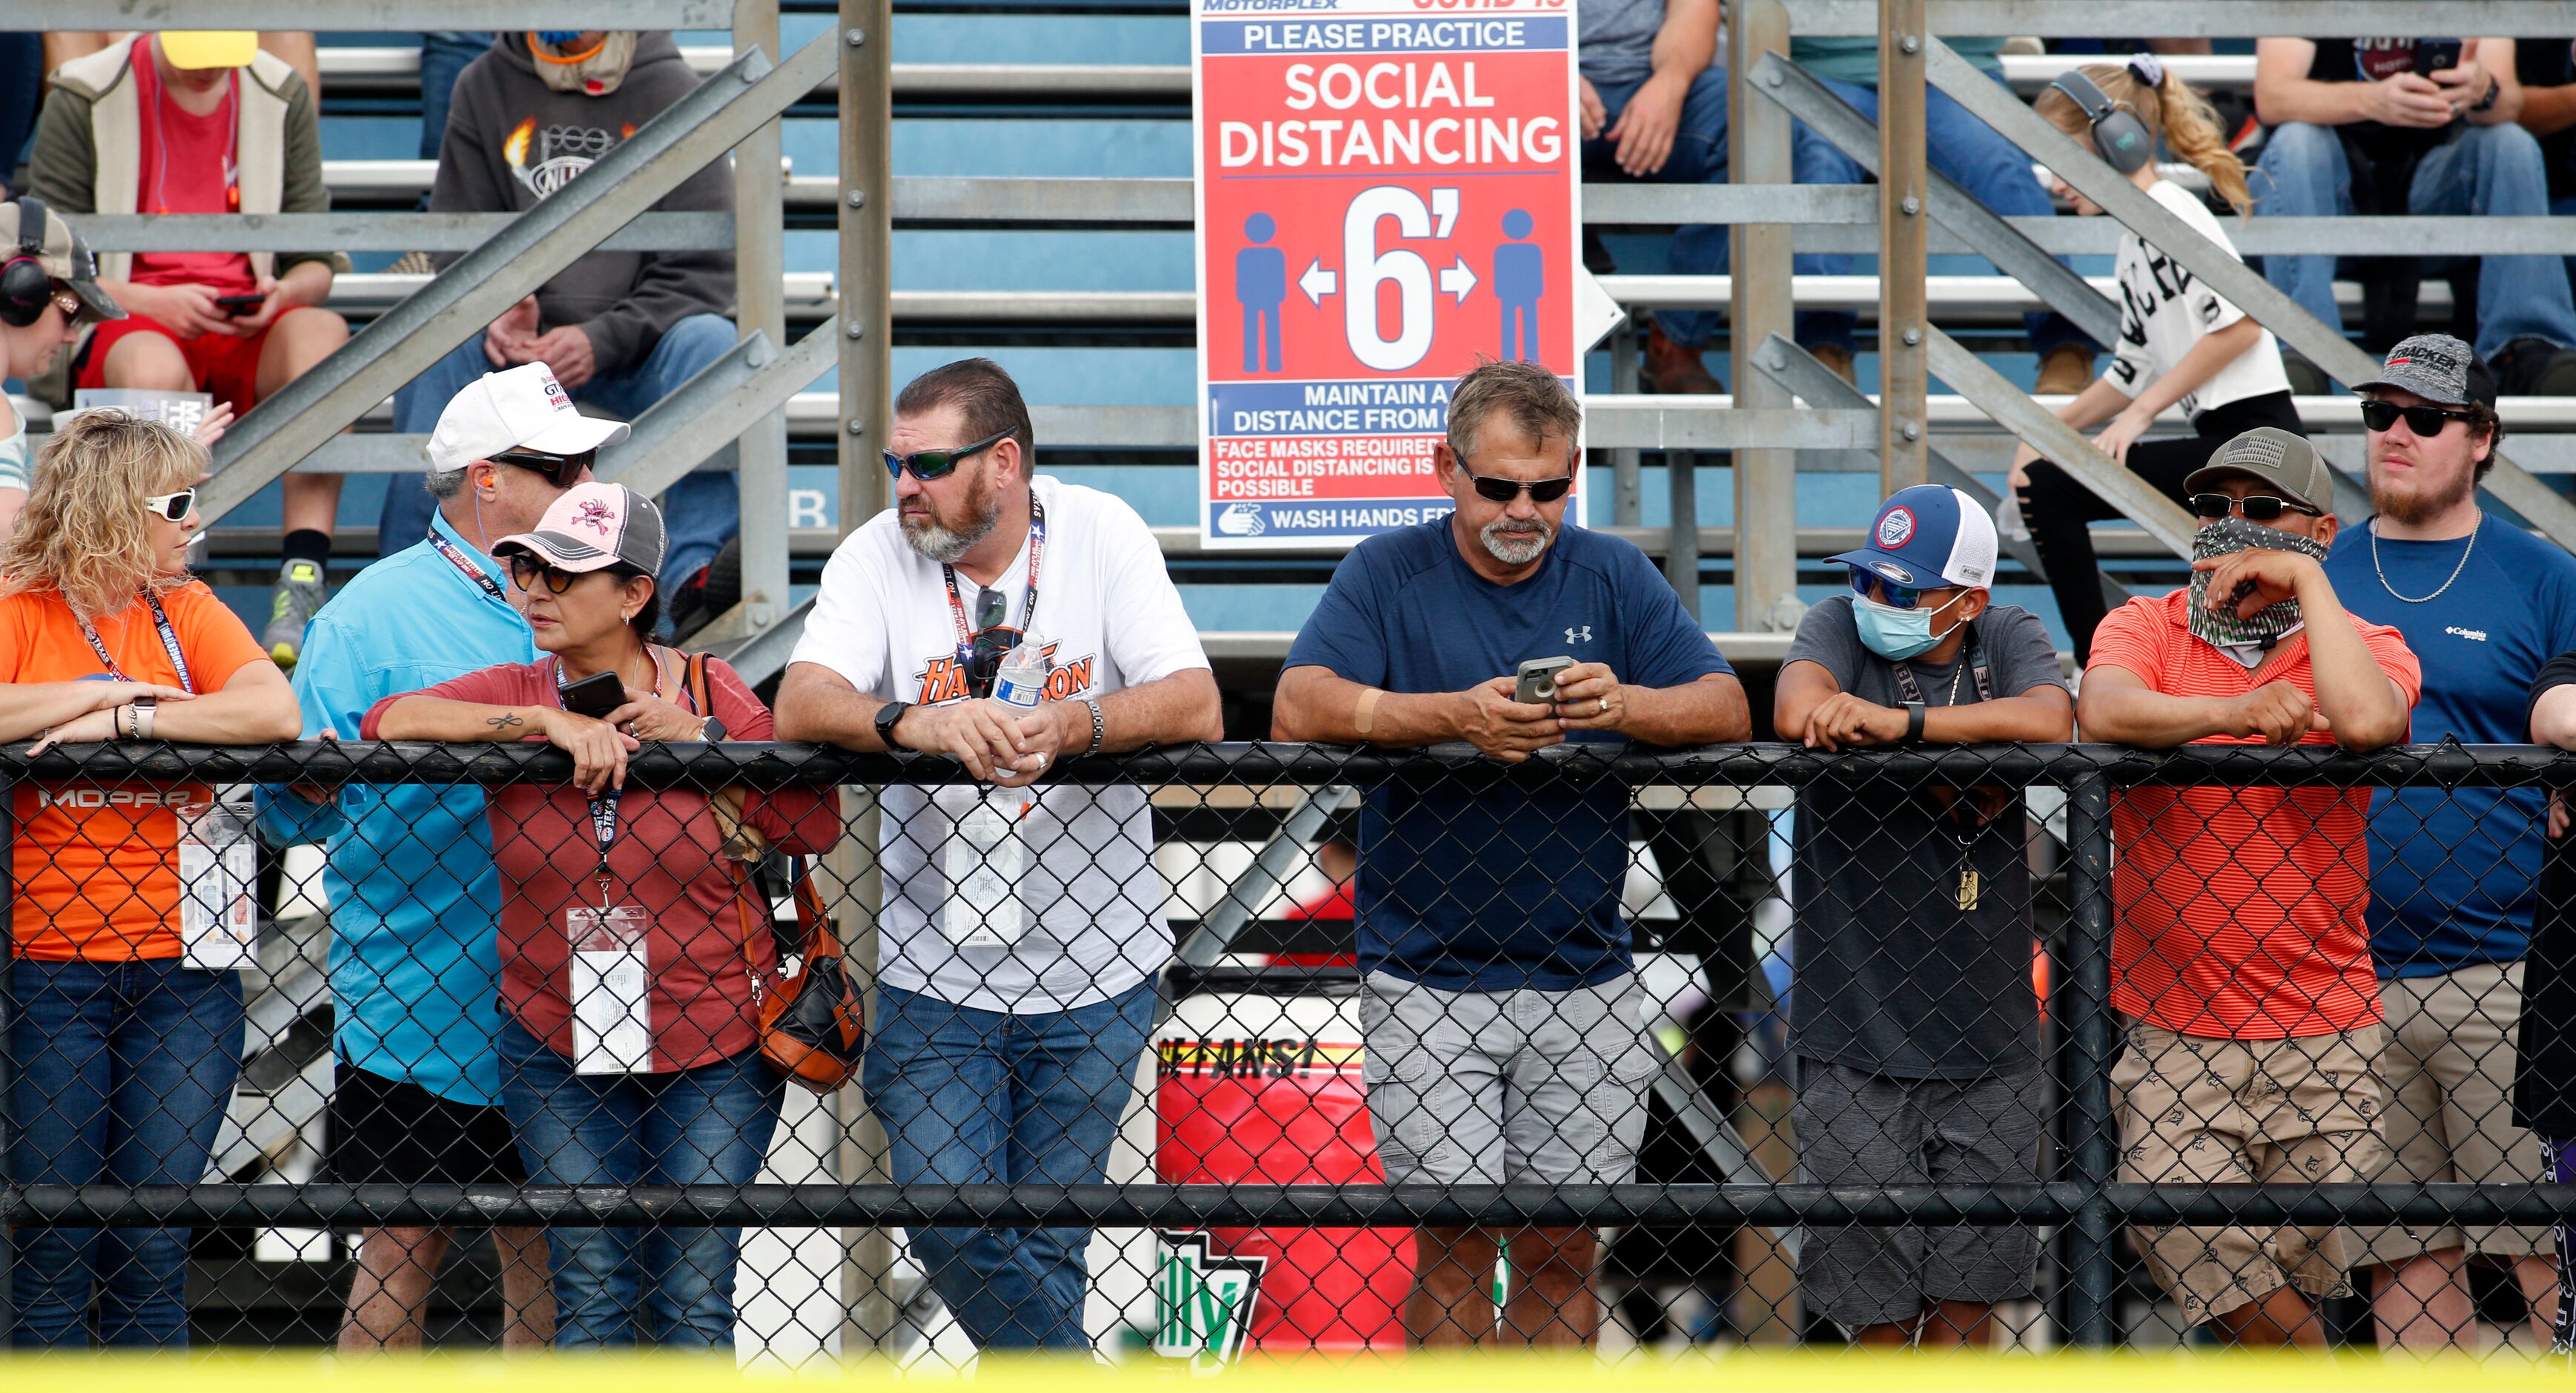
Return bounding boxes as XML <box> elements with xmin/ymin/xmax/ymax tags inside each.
<box><xmin>2347</xmin><ymin>961</ymin><xmax>2551</xmax><ymax>1265</ymax></box>
<box><xmin>2113</xmin><ymin>1022</ymin><xmax>2388</xmax><ymax>1324</ymax></box>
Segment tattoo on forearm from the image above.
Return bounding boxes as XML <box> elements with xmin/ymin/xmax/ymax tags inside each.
<box><xmin>486</xmin><ymin>712</ymin><xmax>525</xmax><ymax>732</ymax></box>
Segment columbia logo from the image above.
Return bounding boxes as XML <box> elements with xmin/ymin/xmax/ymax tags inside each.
<box><xmin>2445</xmin><ymin>625</ymin><xmax>2489</xmax><ymax>642</ymax></box>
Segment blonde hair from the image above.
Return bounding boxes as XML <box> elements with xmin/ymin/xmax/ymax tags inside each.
<box><xmin>2034</xmin><ymin>62</ymin><xmax>2253</xmax><ymax>217</ymax></box>
<box><xmin>0</xmin><ymin>411</ymin><xmax>205</xmax><ymax>619</ymax></box>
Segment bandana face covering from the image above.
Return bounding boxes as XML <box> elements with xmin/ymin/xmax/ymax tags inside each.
<box><xmin>2186</xmin><ymin>514</ymin><xmax>2331</xmax><ymax>651</ymax></box>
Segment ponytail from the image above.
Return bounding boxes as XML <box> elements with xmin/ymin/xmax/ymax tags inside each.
<box><xmin>2032</xmin><ymin>59</ymin><xmax>2254</xmax><ymax>219</ymax></box>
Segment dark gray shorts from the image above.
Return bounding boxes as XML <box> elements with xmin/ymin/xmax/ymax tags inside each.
<box><xmin>1791</xmin><ymin>1058</ymin><xmax>2044</xmax><ymax>1329</ymax></box>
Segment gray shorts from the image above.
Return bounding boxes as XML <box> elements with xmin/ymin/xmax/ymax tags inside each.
<box><xmin>1792</xmin><ymin>1058</ymin><xmax>2044</xmax><ymax>1329</ymax></box>
<box><xmin>1358</xmin><ymin>969</ymin><xmax>1657</xmax><ymax>1187</ymax></box>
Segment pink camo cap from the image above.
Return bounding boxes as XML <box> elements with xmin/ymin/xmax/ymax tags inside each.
<box><xmin>492</xmin><ymin>481</ymin><xmax>666</xmax><ymax>576</ymax></box>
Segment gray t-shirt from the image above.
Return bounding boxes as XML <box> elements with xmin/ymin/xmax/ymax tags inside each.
<box><xmin>1784</xmin><ymin>597</ymin><xmax>2067</xmax><ymax>1080</ymax></box>
<box><xmin>1580</xmin><ymin>0</ymin><xmax>1665</xmax><ymax>86</ymax></box>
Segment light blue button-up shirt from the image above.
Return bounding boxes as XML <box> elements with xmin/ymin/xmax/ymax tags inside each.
<box><xmin>257</xmin><ymin>510</ymin><xmax>535</xmax><ymax>1105</ymax></box>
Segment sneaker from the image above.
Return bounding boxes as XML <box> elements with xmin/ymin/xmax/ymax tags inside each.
<box><xmin>264</xmin><ymin>559</ymin><xmax>328</xmax><ymax>668</ymax></box>
<box><xmin>2035</xmin><ymin>344</ymin><xmax>2096</xmax><ymax>396</ymax></box>
<box><xmin>2279</xmin><ymin>349</ymin><xmax>2331</xmax><ymax>397</ymax></box>
<box><xmin>387</xmin><ymin>250</ymin><xmax>435</xmax><ymax>276</ymax></box>
<box><xmin>2492</xmin><ymin>336</ymin><xmax>2576</xmax><ymax>397</ymax></box>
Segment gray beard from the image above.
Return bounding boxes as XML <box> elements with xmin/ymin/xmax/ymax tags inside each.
<box><xmin>899</xmin><ymin>483</ymin><xmax>1002</xmax><ymax>564</ymax></box>
<box><xmin>1480</xmin><ymin>517</ymin><xmax>1553</xmax><ymax>566</ymax></box>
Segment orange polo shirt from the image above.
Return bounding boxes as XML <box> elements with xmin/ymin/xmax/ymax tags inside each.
<box><xmin>1</xmin><ymin>583</ymin><xmax>267</xmax><ymax>961</ymax></box>
<box><xmin>2088</xmin><ymin>588</ymin><xmax>2420</xmax><ymax>1040</ymax></box>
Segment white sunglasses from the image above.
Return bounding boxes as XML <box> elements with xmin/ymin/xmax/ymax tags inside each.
<box><xmin>142</xmin><ymin>487</ymin><xmax>196</xmax><ymax>522</ymax></box>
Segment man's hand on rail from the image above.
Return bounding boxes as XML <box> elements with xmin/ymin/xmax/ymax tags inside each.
<box><xmin>1456</xmin><ymin>676</ymin><xmax>1565</xmax><ymax>763</ymax></box>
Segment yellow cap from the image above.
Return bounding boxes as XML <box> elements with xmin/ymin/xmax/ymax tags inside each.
<box><xmin>157</xmin><ymin>32</ymin><xmax>259</xmax><ymax>70</ymax></box>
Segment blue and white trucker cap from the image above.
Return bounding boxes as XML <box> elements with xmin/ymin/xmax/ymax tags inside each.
<box><xmin>1826</xmin><ymin>484</ymin><xmax>1998</xmax><ymax>590</ymax></box>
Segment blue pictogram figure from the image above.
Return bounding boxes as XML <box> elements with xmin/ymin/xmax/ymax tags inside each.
<box><xmin>1236</xmin><ymin>213</ymin><xmax>1287</xmax><ymax>373</ymax></box>
<box><xmin>1493</xmin><ymin>208</ymin><xmax>1544</xmax><ymax>362</ymax></box>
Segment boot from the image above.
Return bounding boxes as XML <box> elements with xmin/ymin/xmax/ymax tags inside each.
<box><xmin>2035</xmin><ymin>344</ymin><xmax>2096</xmax><ymax>396</ymax></box>
<box><xmin>1809</xmin><ymin>343</ymin><xmax>1857</xmax><ymax>386</ymax></box>
<box><xmin>1642</xmin><ymin>323</ymin><xmax>1723</xmax><ymax>395</ymax></box>
<box><xmin>2278</xmin><ymin>349</ymin><xmax>2331</xmax><ymax>397</ymax></box>
<box><xmin>2493</xmin><ymin>336</ymin><xmax>2576</xmax><ymax>397</ymax></box>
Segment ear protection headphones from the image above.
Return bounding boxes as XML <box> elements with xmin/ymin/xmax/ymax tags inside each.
<box><xmin>0</xmin><ymin>197</ymin><xmax>56</xmax><ymax>329</ymax></box>
<box><xmin>2047</xmin><ymin>57</ymin><xmax>2164</xmax><ymax>176</ymax></box>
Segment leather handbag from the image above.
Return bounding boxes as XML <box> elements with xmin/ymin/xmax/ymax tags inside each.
<box><xmin>690</xmin><ymin>653</ymin><xmax>865</xmax><ymax>1092</ymax></box>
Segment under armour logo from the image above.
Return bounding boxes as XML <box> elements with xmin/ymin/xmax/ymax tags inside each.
<box><xmin>1565</xmin><ymin>625</ymin><xmax>1592</xmax><ymax>643</ymax></box>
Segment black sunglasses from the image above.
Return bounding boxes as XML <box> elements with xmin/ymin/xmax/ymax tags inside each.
<box><xmin>2189</xmin><ymin>493</ymin><xmax>2322</xmax><ymax>523</ymax></box>
<box><xmin>1461</xmin><ymin>468</ymin><xmax>1574</xmax><ymax>504</ymax></box>
<box><xmin>2359</xmin><ymin>398</ymin><xmax>2477</xmax><ymax>436</ymax></box>
<box><xmin>506</xmin><ymin>553</ymin><xmax>635</xmax><ymax>596</ymax></box>
<box><xmin>885</xmin><ymin>429</ymin><xmax>1010</xmax><ymax>483</ymax></box>
<box><xmin>958</xmin><ymin>587</ymin><xmax>1020</xmax><ymax>699</ymax></box>
<box><xmin>491</xmin><ymin>449</ymin><xmax>593</xmax><ymax>488</ymax></box>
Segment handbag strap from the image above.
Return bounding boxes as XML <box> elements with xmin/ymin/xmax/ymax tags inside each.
<box><xmin>684</xmin><ymin>650</ymin><xmax>779</xmax><ymax>996</ymax></box>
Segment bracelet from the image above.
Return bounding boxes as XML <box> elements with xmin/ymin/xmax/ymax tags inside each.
<box><xmin>2471</xmin><ymin>74</ymin><xmax>2500</xmax><ymax>112</ymax></box>
<box><xmin>116</xmin><ymin>703</ymin><xmax>135</xmax><ymax>740</ymax></box>
<box><xmin>1903</xmin><ymin>702</ymin><xmax>1927</xmax><ymax>743</ymax></box>
<box><xmin>1082</xmin><ymin>698</ymin><xmax>1106</xmax><ymax>755</ymax></box>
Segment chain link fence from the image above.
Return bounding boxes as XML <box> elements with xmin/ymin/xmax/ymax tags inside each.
<box><xmin>3</xmin><ymin>738</ymin><xmax>2574</xmax><ymax>1357</ymax></box>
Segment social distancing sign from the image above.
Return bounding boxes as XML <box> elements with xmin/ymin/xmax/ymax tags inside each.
<box><xmin>1192</xmin><ymin>0</ymin><xmax>1585</xmax><ymax>548</ymax></box>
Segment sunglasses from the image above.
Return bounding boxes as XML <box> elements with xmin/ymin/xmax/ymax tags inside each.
<box><xmin>142</xmin><ymin>487</ymin><xmax>196</xmax><ymax>522</ymax></box>
<box><xmin>491</xmin><ymin>449</ymin><xmax>592</xmax><ymax>489</ymax></box>
<box><xmin>1461</xmin><ymin>468</ymin><xmax>1574</xmax><ymax>504</ymax></box>
<box><xmin>50</xmin><ymin>289</ymin><xmax>83</xmax><ymax>321</ymax></box>
<box><xmin>959</xmin><ymin>587</ymin><xmax>1020</xmax><ymax>699</ymax></box>
<box><xmin>885</xmin><ymin>429</ymin><xmax>1009</xmax><ymax>483</ymax></box>
<box><xmin>2189</xmin><ymin>493</ymin><xmax>2322</xmax><ymax>522</ymax></box>
<box><xmin>2359</xmin><ymin>398</ymin><xmax>2477</xmax><ymax>436</ymax></box>
<box><xmin>506</xmin><ymin>554</ymin><xmax>606</xmax><ymax>595</ymax></box>
<box><xmin>1848</xmin><ymin>569</ymin><xmax>1934</xmax><ymax>610</ymax></box>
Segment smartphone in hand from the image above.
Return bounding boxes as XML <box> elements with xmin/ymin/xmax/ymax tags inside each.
<box><xmin>558</xmin><ymin>669</ymin><xmax>626</xmax><ymax>718</ymax></box>
<box><xmin>1515</xmin><ymin>656</ymin><xmax>1575</xmax><ymax>705</ymax></box>
<box><xmin>214</xmin><ymin>293</ymin><xmax>266</xmax><ymax>317</ymax></box>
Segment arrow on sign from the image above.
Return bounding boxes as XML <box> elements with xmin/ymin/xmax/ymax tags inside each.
<box><xmin>1299</xmin><ymin>259</ymin><xmax>1338</xmax><ymax>306</ymax></box>
<box><xmin>1439</xmin><ymin>257</ymin><xmax>1477</xmax><ymax>304</ymax></box>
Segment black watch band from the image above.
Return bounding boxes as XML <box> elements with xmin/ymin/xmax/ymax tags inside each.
<box><xmin>1902</xmin><ymin>702</ymin><xmax>1927</xmax><ymax>743</ymax></box>
<box><xmin>874</xmin><ymin>700</ymin><xmax>912</xmax><ymax>751</ymax></box>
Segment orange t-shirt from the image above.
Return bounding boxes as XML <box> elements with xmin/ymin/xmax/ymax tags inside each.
<box><xmin>2088</xmin><ymin>589</ymin><xmax>2420</xmax><ymax>1040</ymax></box>
<box><xmin>1</xmin><ymin>583</ymin><xmax>268</xmax><ymax>961</ymax></box>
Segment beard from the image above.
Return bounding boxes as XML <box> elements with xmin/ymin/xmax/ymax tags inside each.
<box><xmin>899</xmin><ymin>467</ymin><xmax>1003</xmax><ymax>564</ymax></box>
<box><xmin>1480</xmin><ymin>516</ymin><xmax>1555</xmax><ymax>566</ymax></box>
<box><xmin>2371</xmin><ymin>448</ymin><xmax>2478</xmax><ymax>527</ymax></box>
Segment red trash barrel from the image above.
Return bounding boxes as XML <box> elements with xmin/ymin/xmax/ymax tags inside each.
<box><xmin>1154</xmin><ymin>990</ymin><xmax>1413</xmax><ymax>1354</ymax></box>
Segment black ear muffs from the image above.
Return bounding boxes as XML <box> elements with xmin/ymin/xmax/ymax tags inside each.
<box><xmin>2047</xmin><ymin>69</ymin><xmax>2155</xmax><ymax>175</ymax></box>
<box><xmin>0</xmin><ymin>197</ymin><xmax>54</xmax><ymax>329</ymax></box>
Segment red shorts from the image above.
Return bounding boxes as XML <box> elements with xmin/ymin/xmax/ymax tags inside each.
<box><xmin>77</xmin><ymin>313</ymin><xmax>277</xmax><ymax>412</ymax></box>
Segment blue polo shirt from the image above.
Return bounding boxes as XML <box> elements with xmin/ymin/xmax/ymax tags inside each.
<box><xmin>255</xmin><ymin>512</ymin><xmax>535</xmax><ymax>1104</ymax></box>
<box><xmin>1284</xmin><ymin>518</ymin><xmax>1730</xmax><ymax>991</ymax></box>
<box><xmin>2323</xmin><ymin>516</ymin><xmax>2576</xmax><ymax>976</ymax></box>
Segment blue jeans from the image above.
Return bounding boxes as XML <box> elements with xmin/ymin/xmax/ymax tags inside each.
<box><xmin>417</xmin><ymin>33</ymin><xmax>494</xmax><ymax>160</ymax></box>
<box><xmin>498</xmin><ymin>1015</ymin><xmax>784</xmax><ymax>1348</ymax></box>
<box><xmin>865</xmin><ymin>981</ymin><xmax>1156</xmax><ymax>1351</ymax></box>
<box><xmin>7</xmin><ymin>958</ymin><xmax>244</xmax><ymax>1348</ymax></box>
<box><xmin>2557</xmin><ymin>194</ymin><xmax>2576</xmax><ymax>318</ymax></box>
<box><xmin>2255</xmin><ymin>122</ymin><xmax>2576</xmax><ymax>360</ymax></box>
<box><xmin>1584</xmin><ymin>67</ymin><xmax>1731</xmax><ymax>348</ymax></box>
<box><xmin>383</xmin><ymin>312</ymin><xmax>743</xmax><ymax>588</ymax></box>
<box><xmin>1789</xmin><ymin>73</ymin><xmax>2093</xmax><ymax>359</ymax></box>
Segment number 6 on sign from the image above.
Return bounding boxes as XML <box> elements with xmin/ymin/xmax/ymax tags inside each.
<box><xmin>1344</xmin><ymin>187</ymin><xmax>1435</xmax><ymax>371</ymax></box>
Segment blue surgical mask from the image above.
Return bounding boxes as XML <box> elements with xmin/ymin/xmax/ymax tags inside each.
<box><xmin>1851</xmin><ymin>591</ymin><xmax>1966</xmax><ymax>661</ymax></box>
<box><xmin>538</xmin><ymin>30</ymin><xmax>586</xmax><ymax>47</ymax></box>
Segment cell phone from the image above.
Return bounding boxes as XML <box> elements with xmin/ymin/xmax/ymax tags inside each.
<box><xmin>214</xmin><ymin>293</ymin><xmax>265</xmax><ymax>317</ymax></box>
<box><xmin>1515</xmin><ymin>655</ymin><xmax>1574</xmax><ymax>705</ymax></box>
<box><xmin>558</xmin><ymin>669</ymin><xmax>627</xmax><ymax>719</ymax></box>
<box><xmin>2414</xmin><ymin>39</ymin><xmax>2464</xmax><ymax>75</ymax></box>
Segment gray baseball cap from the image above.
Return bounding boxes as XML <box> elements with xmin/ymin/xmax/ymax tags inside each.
<box><xmin>2182</xmin><ymin>427</ymin><xmax>2335</xmax><ymax>515</ymax></box>
<box><xmin>2353</xmin><ymin>333</ymin><xmax>2497</xmax><ymax>409</ymax></box>
<box><xmin>0</xmin><ymin>199</ymin><xmax>123</xmax><ymax>322</ymax></box>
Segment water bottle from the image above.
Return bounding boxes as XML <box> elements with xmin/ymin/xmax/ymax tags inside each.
<box><xmin>991</xmin><ymin>630</ymin><xmax>1048</xmax><ymax>711</ymax></box>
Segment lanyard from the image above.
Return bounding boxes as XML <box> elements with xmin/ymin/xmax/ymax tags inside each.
<box><xmin>549</xmin><ymin>651</ymin><xmax>694</xmax><ymax>905</ymax></box>
<box><xmin>77</xmin><ymin>591</ymin><xmax>195</xmax><ymax>695</ymax></box>
<box><xmin>943</xmin><ymin>493</ymin><xmax>1047</xmax><ymax>660</ymax></box>
<box><xmin>427</xmin><ymin>533</ymin><xmax>509</xmax><ymax>605</ymax></box>
<box><xmin>1889</xmin><ymin>627</ymin><xmax>1991</xmax><ymax>708</ymax></box>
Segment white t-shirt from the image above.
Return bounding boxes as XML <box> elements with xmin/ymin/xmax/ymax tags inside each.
<box><xmin>790</xmin><ymin>475</ymin><xmax>1211</xmax><ymax>1013</ymax></box>
<box><xmin>2101</xmin><ymin>180</ymin><xmax>2291</xmax><ymax>418</ymax></box>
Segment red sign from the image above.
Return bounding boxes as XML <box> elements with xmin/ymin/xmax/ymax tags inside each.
<box><xmin>1193</xmin><ymin>0</ymin><xmax>1584</xmax><ymax>547</ymax></box>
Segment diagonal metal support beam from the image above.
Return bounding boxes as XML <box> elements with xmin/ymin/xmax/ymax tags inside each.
<box><xmin>1927</xmin><ymin>327</ymin><xmax>2199</xmax><ymax>558</ymax></box>
<box><xmin>1751</xmin><ymin>50</ymin><xmax>2121</xmax><ymax>350</ymax></box>
<box><xmin>593</xmin><ymin>320</ymin><xmax>838</xmax><ymax>499</ymax></box>
<box><xmin>199</xmin><ymin>33</ymin><xmax>836</xmax><ymax>526</ymax></box>
<box><xmin>723</xmin><ymin>594</ymin><xmax>816</xmax><ymax>688</ymax></box>
<box><xmin>1172</xmin><ymin>786</ymin><xmax>1356</xmax><ymax>972</ymax></box>
<box><xmin>1751</xmin><ymin>333</ymin><xmax>2130</xmax><ymax>610</ymax></box>
<box><xmin>1923</xmin><ymin>36</ymin><xmax>2576</xmax><ymax>550</ymax></box>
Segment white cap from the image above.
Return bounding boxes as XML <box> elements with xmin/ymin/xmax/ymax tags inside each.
<box><xmin>426</xmin><ymin>362</ymin><xmax>630</xmax><ymax>475</ymax></box>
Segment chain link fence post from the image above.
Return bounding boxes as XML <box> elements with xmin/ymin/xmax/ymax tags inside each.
<box><xmin>2061</xmin><ymin>766</ymin><xmax>2120</xmax><ymax>1346</ymax></box>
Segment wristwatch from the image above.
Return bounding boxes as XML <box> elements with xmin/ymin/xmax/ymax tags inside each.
<box><xmin>699</xmin><ymin>715</ymin><xmax>728</xmax><ymax>742</ymax></box>
<box><xmin>1901</xmin><ymin>701</ymin><xmax>1927</xmax><ymax>743</ymax></box>
<box><xmin>131</xmin><ymin>693</ymin><xmax>156</xmax><ymax>741</ymax></box>
<box><xmin>874</xmin><ymin>700</ymin><xmax>913</xmax><ymax>751</ymax></box>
